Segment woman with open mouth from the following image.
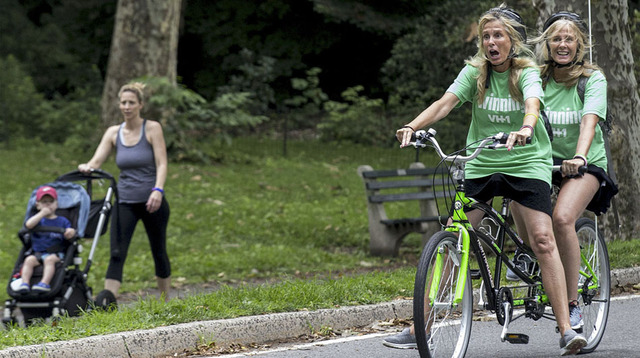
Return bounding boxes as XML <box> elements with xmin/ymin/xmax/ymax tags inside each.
<box><xmin>387</xmin><ymin>4</ymin><xmax>587</xmax><ymax>356</ymax></box>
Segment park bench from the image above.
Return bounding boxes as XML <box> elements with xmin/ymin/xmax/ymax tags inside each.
<box><xmin>357</xmin><ymin>162</ymin><xmax>448</xmax><ymax>256</ymax></box>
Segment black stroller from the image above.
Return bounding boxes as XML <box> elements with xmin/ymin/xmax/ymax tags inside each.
<box><xmin>3</xmin><ymin>170</ymin><xmax>118</xmax><ymax>326</ymax></box>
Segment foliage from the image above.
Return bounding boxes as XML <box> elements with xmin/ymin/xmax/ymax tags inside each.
<box><xmin>282</xmin><ymin>67</ymin><xmax>329</xmax><ymax>131</ymax></box>
<box><xmin>0</xmin><ymin>0</ymin><xmax>112</xmax><ymax>97</ymax></box>
<box><xmin>34</xmin><ymin>88</ymin><xmax>103</xmax><ymax>148</ymax></box>
<box><xmin>0</xmin><ymin>55</ymin><xmax>45</xmax><ymax>146</ymax></box>
<box><xmin>216</xmin><ymin>48</ymin><xmax>277</xmax><ymax>115</ymax></box>
<box><xmin>320</xmin><ymin>86</ymin><xmax>392</xmax><ymax>146</ymax></box>
<box><xmin>309</xmin><ymin>0</ymin><xmax>424</xmax><ymax>35</ymax></box>
<box><xmin>140</xmin><ymin>77</ymin><xmax>268</xmax><ymax>162</ymax></box>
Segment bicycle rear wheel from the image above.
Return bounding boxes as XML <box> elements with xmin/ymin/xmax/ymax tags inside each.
<box><xmin>414</xmin><ymin>231</ymin><xmax>473</xmax><ymax>358</ymax></box>
<box><xmin>575</xmin><ymin>217</ymin><xmax>610</xmax><ymax>353</ymax></box>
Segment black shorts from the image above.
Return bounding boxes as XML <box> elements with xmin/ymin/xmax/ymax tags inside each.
<box><xmin>552</xmin><ymin>159</ymin><xmax>619</xmax><ymax>216</ymax></box>
<box><xmin>465</xmin><ymin>174</ymin><xmax>553</xmax><ymax>217</ymax></box>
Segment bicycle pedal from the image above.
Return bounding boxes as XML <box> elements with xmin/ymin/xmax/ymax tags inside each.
<box><xmin>504</xmin><ymin>333</ymin><xmax>529</xmax><ymax>344</ymax></box>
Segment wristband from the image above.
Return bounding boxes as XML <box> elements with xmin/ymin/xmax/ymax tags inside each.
<box><xmin>152</xmin><ymin>187</ymin><xmax>164</xmax><ymax>195</ymax></box>
<box><xmin>520</xmin><ymin>124</ymin><xmax>534</xmax><ymax>136</ymax></box>
<box><xmin>524</xmin><ymin>113</ymin><xmax>539</xmax><ymax>120</ymax></box>
<box><xmin>402</xmin><ymin>125</ymin><xmax>416</xmax><ymax>132</ymax></box>
<box><xmin>573</xmin><ymin>154</ymin><xmax>587</xmax><ymax>167</ymax></box>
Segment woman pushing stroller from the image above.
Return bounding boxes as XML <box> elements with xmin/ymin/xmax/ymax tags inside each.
<box><xmin>78</xmin><ymin>82</ymin><xmax>172</xmax><ymax>301</ymax></box>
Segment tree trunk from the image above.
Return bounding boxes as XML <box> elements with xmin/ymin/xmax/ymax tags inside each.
<box><xmin>101</xmin><ymin>0</ymin><xmax>182</xmax><ymax>126</ymax></box>
<box><xmin>534</xmin><ymin>0</ymin><xmax>640</xmax><ymax>239</ymax></box>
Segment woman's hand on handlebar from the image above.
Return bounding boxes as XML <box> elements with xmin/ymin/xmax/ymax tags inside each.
<box><xmin>561</xmin><ymin>158</ymin><xmax>586</xmax><ymax>177</ymax></box>
<box><xmin>77</xmin><ymin>163</ymin><xmax>93</xmax><ymax>174</ymax></box>
<box><xmin>506</xmin><ymin>126</ymin><xmax>533</xmax><ymax>151</ymax></box>
<box><xmin>396</xmin><ymin>126</ymin><xmax>415</xmax><ymax>148</ymax></box>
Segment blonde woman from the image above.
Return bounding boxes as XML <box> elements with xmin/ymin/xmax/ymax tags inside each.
<box><xmin>386</xmin><ymin>5</ymin><xmax>586</xmax><ymax>355</ymax></box>
<box><xmin>78</xmin><ymin>82</ymin><xmax>171</xmax><ymax>301</ymax></box>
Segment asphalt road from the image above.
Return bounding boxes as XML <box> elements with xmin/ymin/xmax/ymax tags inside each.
<box><xmin>216</xmin><ymin>293</ymin><xmax>640</xmax><ymax>358</ymax></box>
<box><xmin>1</xmin><ymin>268</ymin><xmax>638</xmax><ymax>358</ymax></box>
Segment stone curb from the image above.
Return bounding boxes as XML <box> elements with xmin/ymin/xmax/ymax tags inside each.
<box><xmin>0</xmin><ymin>300</ymin><xmax>413</xmax><ymax>358</ymax></box>
<box><xmin>0</xmin><ymin>267</ymin><xmax>637</xmax><ymax>358</ymax></box>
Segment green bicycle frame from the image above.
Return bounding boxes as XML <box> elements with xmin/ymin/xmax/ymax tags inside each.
<box><xmin>428</xmin><ymin>190</ymin><xmax>473</xmax><ymax>305</ymax></box>
<box><xmin>578</xmin><ymin>249</ymin><xmax>599</xmax><ymax>294</ymax></box>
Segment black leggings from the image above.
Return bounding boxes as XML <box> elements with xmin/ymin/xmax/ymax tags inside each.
<box><xmin>106</xmin><ymin>198</ymin><xmax>171</xmax><ymax>281</ymax></box>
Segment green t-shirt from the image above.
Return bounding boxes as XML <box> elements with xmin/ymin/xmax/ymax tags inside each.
<box><xmin>446</xmin><ymin>64</ymin><xmax>552</xmax><ymax>185</ymax></box>
<box><xmin>545</xmin><ymin>71</ymin><xmax>608</xmax><ymax>171</ymax></box>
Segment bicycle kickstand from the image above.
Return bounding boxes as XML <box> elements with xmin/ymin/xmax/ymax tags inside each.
<box><xmin>500</xmin><ymin>301</ymin><xmax>530</xmax><ymax>344</ymax></box>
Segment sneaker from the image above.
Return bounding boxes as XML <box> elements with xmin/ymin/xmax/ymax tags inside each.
<box><xmin>382</xmin><ymin>327</ymin><xmax>417</xmax><ymax>349</ymax></box>
<box><xmin>506</xmin><ymin>250</ymin><xmax>533</xmax><ymax>281</ymax></box>
<box><xmin>569</xmin><ymin>303</ymin><xmax>584</xmax><ymax>331</ymax></box>
<box><xmin>559</xmin><ymin>329</ymin><xmax>587</xmax><ymax>356</ymax></box>
<box><xmin>17</xmin><ymin>283</ymin><xmax>30</xmax><ymax>293</ymax></box>
<box><xmin>32</xmin><ymin>282</ymin><xmax>51</xmax><ymax>292</ymax></box>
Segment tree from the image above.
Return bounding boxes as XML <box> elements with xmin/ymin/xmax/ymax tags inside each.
<box><xmin>101</xmin><ymin>0</ymin><xmax>182</xmax><ymax>126</ymax></box>
<box><xmin>534</xmin><ymin>0</ymin><xmax>640</xmax><ymax>239</ymax></box>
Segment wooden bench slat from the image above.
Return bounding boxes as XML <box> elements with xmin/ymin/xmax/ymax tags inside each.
<box><xmin>369</xmin><ymin>190</ymin><xmax>448</xmax><ymax>203</ymax></box>
<box><xmin>361</xmin><ymin>167</ymin><xmax>447</xmax><ymax>179</ymax></box>
<box><xmin>366</xmin><ymin>178</ymin><xmax>446</xmax><ymax>190</ymax></box>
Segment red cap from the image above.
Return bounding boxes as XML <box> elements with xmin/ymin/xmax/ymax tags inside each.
<box><xmin>36</xmin><ymin>186</ymin><xmax>58</xmax><ymax>201</ymax></box>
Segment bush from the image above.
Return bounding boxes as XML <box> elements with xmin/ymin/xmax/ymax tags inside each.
<box><xmin>319</xmin><ymin>86</ymin><xmax>395</xmax><ymax>146</ymax></box>
<box><xmin>141</xmin><ymin>77</ymin><xmax>268</xmax><ymax>162</ymax></box>
<box><xmin>0</xmin><ymin>55</ymin><xmax>45</xmax><ymax>147</ymax></box>
<box><xmin>34</xmin><ymin>88</ymin><xmax>102</xmax><ymax>148</ymax></box>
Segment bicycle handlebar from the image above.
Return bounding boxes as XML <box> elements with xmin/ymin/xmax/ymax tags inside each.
<box><xmin>552</xmin><ymin>164</ymin><xmax>588</xmax><ymax>176</ymax></box>
<box><xmin>409</xmin><ymin>128</ymin><xmax>530</xmax><ymax>164</ymax></box>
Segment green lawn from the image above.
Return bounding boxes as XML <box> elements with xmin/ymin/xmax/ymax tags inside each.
<box><xmin>0</xmin><ymin>138</ymin><xmax>424</xmax><ymax>304</ymax></box>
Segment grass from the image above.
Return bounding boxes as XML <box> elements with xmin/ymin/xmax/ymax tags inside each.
<box><xmin>0</xmin><ymin>137</ymin><xmax>638</xmax><ymax>349</ymax></box>
<box><xmin>0</xmin><ymin>270</ymin><xmax>416</xmax><ymax>348</ymax></box>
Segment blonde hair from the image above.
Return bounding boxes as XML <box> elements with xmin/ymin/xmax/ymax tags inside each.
<box><xmin>118</xmin><ymin>82</ymin><xmax>146</xmax><ymax>103</ymax></box>
<box><xmin>466</xmin><ymin>5</ymin><xmax>536</xmax><ymax>104</ymax></box>
<box><xmin>535</xmin><ymin>19</ymin><xmax>601</xmax><ymax>88</ymax></box>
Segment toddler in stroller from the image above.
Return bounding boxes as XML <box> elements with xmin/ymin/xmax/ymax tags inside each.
<box><xmin>3</xmin><ymin>170</ymin><xmax>117</xmax><ymax>326</ymax></box>
<box><xmin>17</xmin><ymin>185</ymin><xmax>76</xmax><ymax>294</ymax></box>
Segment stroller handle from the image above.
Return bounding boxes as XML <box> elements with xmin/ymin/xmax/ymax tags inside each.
<box><xmin>56</xmin><ymin>169</ymin><xmax>116</xmax><ymax>182</ymax></box>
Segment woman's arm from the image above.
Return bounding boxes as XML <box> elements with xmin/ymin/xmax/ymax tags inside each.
<box><xmin>562</xmin><ymin>114</ymin><xmax>598</xmax><ymax>175</ymax></box>
<box><xmin>146</xmin><ymin>120</ymin><xmax>168</xmax><ymax>213</ymax></box>
<box><xmin>396</xmin><ymin>92</ymin><xmax>460</xmax><ymax>147</ymax></box>
<box><xmin>78</xmin><ymin>126</ymin><xmax>118</xmax><ymax>172</ymax></box>
<box><xmin>506</xmin><ymin>97</ymin><xmax>540</xmax><ymax>151</ymax></box>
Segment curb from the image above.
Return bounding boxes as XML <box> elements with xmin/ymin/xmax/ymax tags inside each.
<box><xmin>0</xmin><ymin>267</ymin><xmax>637</xmax><ymax>358</ymax></box>
<box><xmin>0</xmin><ymin>301</ymin><xmax>413</xmax><ymax>358</ymax></box>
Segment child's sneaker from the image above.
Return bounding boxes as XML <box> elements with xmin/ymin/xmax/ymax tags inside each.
<box><xmin>32</xmin><ymin>282</ymin><xmax>51</xmax><ymax>292</ymax></box>
<box><xmin>559</xmin><ymin>329</ymin><xmax>587</xmax><ymax>356</ymax></box>
<box><xmin>17</xmin><ymin>283</ymin><xmax>30</xmax><ymax>293</ymax></box>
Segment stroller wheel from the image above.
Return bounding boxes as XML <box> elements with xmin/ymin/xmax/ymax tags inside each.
<box><xmin>2</xmin><ymin>316</ymin><xmax>17</xmax><ymax>330</ymax></box>
<box><xmin>95</xmin><ymin>289</ymin><xmax>118</xmax><ymax>311</ymax></box>
<box><xmin>21</xmin><ymin>307</ymin><xmax>52</xmax><ymax>326</ymax></box>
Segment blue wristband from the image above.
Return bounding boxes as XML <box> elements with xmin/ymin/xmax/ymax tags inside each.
<box><xmin>152</xmin><ymin>187</ymin><xmax>164</xmax><ymax>195</ymax></box>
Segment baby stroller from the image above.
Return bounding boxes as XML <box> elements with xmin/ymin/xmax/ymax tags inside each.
<box><xmin>3</xmin><ymin>169</ymin><xmax>118</xmax><ymax>326</ymax></box>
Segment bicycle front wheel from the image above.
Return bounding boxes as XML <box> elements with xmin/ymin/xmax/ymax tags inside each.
<box><xmin>575</xmin><ymin>217</ymin><xmax>610</xmax><ymax>353</ymax></box>
<box><xmin>413</xmin><ymin>231</ymin><xmax>473</xmax><ymax>358</ymax></box>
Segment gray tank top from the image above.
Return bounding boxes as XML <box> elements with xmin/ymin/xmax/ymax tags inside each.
<box><xmin>115</xmin><ymin>120</ymin><xmax>156</xmax><ymax>203</ymax></box>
